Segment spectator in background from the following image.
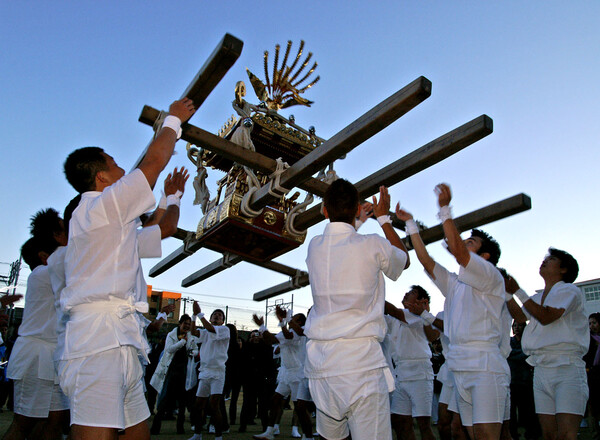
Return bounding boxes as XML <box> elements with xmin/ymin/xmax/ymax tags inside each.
<box><xmin>224</xmin><ymin>323</ymin><xmax>242</xmax><ymax>426</ymax></box>
<box><xmin>507</xmin><ymin>320</ymin><xmax>540</xmax><ymax>440</ymax></box>
<box><xmin>585</xmin><ymin>313</ymin><xmax>600</xmax><ymax>440</ymax></box>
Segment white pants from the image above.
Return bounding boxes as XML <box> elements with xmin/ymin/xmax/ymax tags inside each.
<box><xmin>58</xmin><ymin>346</ymin><xmax>149</xmax><ymax>429</ymax></box>
<box><xmin>453</xmin><ymin>371</ymin><xmax>509</xmax><ymax>426</ymax></box>
<box><xmin>533</xmin><ymin>364</ymin><xmax>588</xmax><ymax>416</ymax></box>
<box><xmin>13</xmin><ymin>377</ymin><xmax>69</xmax><ymax>418</ymax></box>
<box><xmin>309</xmin><ymin>368</ymin><xmax>394</xmax><ymax>440</ymax></box>
<box><xmin>391</xmin><ymin>379</ymin><xmax>433</xmax><ymax>417</ymax></box>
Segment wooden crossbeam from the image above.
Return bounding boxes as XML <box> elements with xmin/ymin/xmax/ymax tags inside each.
<box><xmin>248</xmin><ymin>76</ymin><xmax>432</xmax><ymax>211</ymax></box>
<box><xmin>132</xmin><ymin>33</ymin><xmax>243</xmax><ymax>170</ymax></box>
<box><xmin>251</xmin><ymin>193</ymin><xmax>531</xmax><ymax>301</ymax></box>
<box><xmin>181</xmin><ymin>252</ymin><xmax>308</xmax><ymax>288</ymax></box>
<box><xmin>148</xmin><ymin>113</ymin><xmax>491</xmax><ymax>278</ymax></box>
<box><xmin>293</xmin><ymin>115</ymin><xmax>494</xmax><ymax>231</ymax></box>
<box><xmin>253</xmin><ymin>273</ymin><xmax>310</xmax><ymax>302</ymax></box>
<box><xmin>139</xmin><ymin>106</ymin><xmax>330</xmax><ymax>197</ymax></box>
<box><xmin>181</xmin><ymin>254</ymin><xmax>243</xmax><ymax>287</ymax></box>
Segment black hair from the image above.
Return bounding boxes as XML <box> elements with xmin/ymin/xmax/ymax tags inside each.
<box><xmin>411</xmin><ymin>285</ymin><xmax>430</xmax><ymax>301</ymax></box>
<box><xmin>589</xmin><ymin>312</ymin><xmax>600</xmax><ymax>323</ymax></box>
<box><xmin>63</xmin><ymin>146</ymin><xmax>107</xmax><ymax>193</ymax></box>
<box><xmin>211</xmin><ymin>309</ymin><xmax>226</xmax><ymax>322</ymax></box>
<box><xmin>179</xmin><ymin>314</ymin><xmax>191</xmax><ymax>324</ymax></box>
<box><xmin>20</xmin><ymin>236</ymin><xmax>58</xmax><ymax>270</ymax></box>
<box><xmin>63</xmin><ymin>195</ymin><xmax>82</xmax><ymax>236</ymax></box>
<box><xmin>29</xmin><ymin>208</ymin><xmax>63</xmax><ymax>244</ymax></box>
<box><xmin>323</xmin><ymin>179</ymin><xmax>359</xmax><ymax>224</ymax></box>
<box><xmin>548</xmin><ymin>247</ymin><xmax>579</xmax><ymax>283</ymax></box>
<box><xmin>471</xmin><ymin>229</ymin><xmax>501</xmax><ymax>266</ymax></box>
<box><xmin>294</xmin><ymin>313</ymin><xmax>307</xmax><ymax>327</ymax></box>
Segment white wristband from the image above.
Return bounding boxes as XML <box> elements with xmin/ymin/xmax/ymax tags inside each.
<box><xmin>259</xmin><ymin>324</ymin><xmax>267</xmax><ymax>333</ymax></box>
<box><xmin>355</xmin><ymin>219</ymin><xmax>364</xmax><ymax>231</ymax></box>
<box><xmin>278</xmin><ymin>319</ymin><xmax>287</xmax><ymax>328</ymax></box>
<box><xmin>377</xmin><ymin>215</ymin><xmax>392</xmax><ymax>226</ymax></box>
<box><xmin>195</xmin><ymin>313</ymin><xmax>204</xmax><ymax>321</ymax></box>
<box><xmin>163</xmin><ymin>115</ymin><xmax>182</xmax><ymax>139</ymax></box>
<box><xmin>437</xmin><ymin>205</ymin><xmax>452</xmax><ymax>223</ymax></box>
<box><xmin>166</xmin><ymin>194</ymin><xmax>180</xmax><ymax>207</ymax></box>
<box><xmin>514</xmin><ymin>288</ymin><xmax>530</xmax><ymax>304</ymax></box>
<box><xmin>156</xmin><ymin>312</ymin><xmax>168</xmax><ymax>321</ymax></box>
<box><xmin>420</xmin><ymin>310</ymin><xmax>436</xmax><ymax>326</ymax></box>
<box><xmin>158</xmin><ymin>192</ymin><xmax>167</xmax><ymax>210</ymax></box>
<box><xmin>405</xmin><ymin>219</ymin><xmax>419</xmax><ymax>235</ymax></box>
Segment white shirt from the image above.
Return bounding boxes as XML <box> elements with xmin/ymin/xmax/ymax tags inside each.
<box><xmin>135</xmin><ymin>224</ymin><xmax>161</xmax><ymax>303</ymax></box>
<box><xmin>47</xmin><ymin>247</ymin><xmax>68</xmax><ymax>362</ymax></box>
<box><xmin>59</xmin><ymin>169</ymin><xmax>155</xmax><ymax>360</ymax></box>
<box><xmin>428</xmin><ymin>252</ymin><xmax>508</xmax><ymax>374</ymax></box>
<box><xmin>522</xmin><ymin>281</ymin><xmax>589</xmax><ymax>367</ymax></box>
<box><xmin>7</xmin><ymin>265</ymin><xmax>58</xmax><ymax>381</ymax></box>
<box><xmin>62</xmin><ymin>169</ymin><xmax>155</xmax><ymax>310</ymax></box>
<box><xmin>304</xmin><ymin>222</ymin><xmax>407</xmax><ymax>378</ymax></box>
<box><xmin>197</xmin><ymin>325</ymin><xmax>230</xmax><ymax>373</ymax></box>
<box><xmin>387</xmin><ymin>309</ymin><xmax>433</xmax><ymax>381</ymax></box>
<box><xmin>276</xmin><ymin>329</ymin><xmax>306</xmax><ymax>382</ymax></box>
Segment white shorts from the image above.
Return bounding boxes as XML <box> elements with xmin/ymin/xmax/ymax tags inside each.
<box><xmin>309</xmin><ymin>368</ymin><xmax>393</xmax><ymax>440</ymax></box>
<box><xmin>533</xmin><ymin>364</ymin><xmax>588</xmax><ymax>416</ymax></box>
<box><xmin>276</xmin><ymin>379</ymin><xmax>301</xmax><ymax>402</ymax></box>
<box><xmin>296</xmin><ymin>378</ymin><xmax>312</xmax><ymax>402</ymax></box>
<box><xmin>453</xmin><ymin>371</ymin><xmax>509</xmax><ymax>426</ymax></box>
<box><xmin>58</xmin><ymin>346</ymin><xmax>149</xmax><ymax>429</ymax></box>
<box><xmin>196</xmin><ymin>373</ymin><xmax>225</xmax><ymax>398</ymax></box>
<box><xmin>13</xmin><ymin>377</ymin><xmax>69</xmax><ymax>418</ymax></box>
<box><xmin>391</xmin><ymin>379</ymin><xmax>433</xmax><ymax>417</ymax></box>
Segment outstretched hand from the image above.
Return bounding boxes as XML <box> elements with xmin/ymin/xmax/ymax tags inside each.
<box><xmin>169</xmin><ymin>98</ymin><xmax>196</xmax><ymax>123</ymax></box>
<box><xmin>504</xmin><ymin>273</ymin><xmax>520</xmax><ymax>294</ymax></box>
<box><xmin>164</xmin><ymin>167</ymin><xmax>189</xmax><ymax>196</ymax></box>
<box><xmin>275</xmin><ymin>305</ymin><xmax>287</xmax><ymax>322</ymax></box>
<box><xmin>193</xmin><ymin>301</ymin><xmax>201</xmax><ymax>316</ymax></box>
<box><xmin>435</xmin><ymin>183</ymin><xmax>452</xmax><ymax>208</ymax></box>
<box><xmin>395</xmin><ymin>203</ymin><xmax>413</xmax><ymax>222</ymax></box>
<box><xmin>160</xmin><ymin>304</ymin><xmax>175</xmax><ymax>315</ymax></box>
<box><xmin>358</xmin><ymin>202</ymin><xmax>374</xmax><ymax>223</ymax></box>
<box><xmin>0</xmin><ymin>294</ymin><xmax>22</xmax><ymax>308</ymax></box>
<box><xmin>372</xmin><ymin>186</ymin><xmax>391</xmax><ymax>218</ymax></box>
<box><xmin>252</xmin><ymin>314</ymin><xmax>264</xmax><ymax>327</ymax></box>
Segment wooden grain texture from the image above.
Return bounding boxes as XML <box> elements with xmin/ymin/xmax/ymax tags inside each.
<box><xmin>293</xmin><ymin>115</ymin><xmax>493</xmax><ymax>231</ymax></box>
<box><xmin>247</xmin><ymin>76</ymin><xmax>432</xmax><ymax>210</ymax></box>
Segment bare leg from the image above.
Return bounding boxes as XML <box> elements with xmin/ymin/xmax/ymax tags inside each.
<box><xmin>2</xmin><ymin>414</ymin><xmax>40</xmax><ymax>440</ymax></box>
<box><xmin>209</xmin><ymin>394</ymin><xmax>224</xmax><ymax>436</ymax></box>
<box><xmin>120</xmin><ymin>420</ymin><xmax>150</xmax><ymax>440</ymax></box>
<box><xmin>555</xmin><ymin>413</ymin><xmax>583</xmax><ymax>440</ymax></box>
<box><xmin>472</xmin><ymin>422</ymin><xmax>502</xmax><ymax>440</ymax></box>
<box><xmin>451</xmin><ymin>412</ymin><xmax>469</xmax><ymax>440</ymax></box>
<box><xmin>70</xmin><ymin>425</ymin><xmax>117</xmax><ymax>440</ymax></box>
<box><xmin>437</xmin><ymin>403</ymin><xmax>452</xmax><ymax>440</ymax></box>
<box><xmin>295</xmin><ymin>400</ymin><xmax>314</xmax><ymax>437</ymax></box>
<box><xmin>416</xmin><ymin>416</ymin><xmax>436</xmax><ymax>440</ymax></box>
<box><xmin>391</xmin><ymin>413</ymin><xmax>416</xmax><ymax>440</ymax></box>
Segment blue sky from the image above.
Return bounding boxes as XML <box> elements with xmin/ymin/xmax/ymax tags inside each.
<box><xmin>2</xmin><ymin>2</ymin><xmax>599</xmax><ymax>328</ymax></box>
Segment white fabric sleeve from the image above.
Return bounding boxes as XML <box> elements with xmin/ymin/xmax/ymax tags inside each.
<box><xmin>401</xmin><ymin>309</ymin><xmax>424</xmax><ymax>329</ymax></box>
<box><xmin>426</xmin><ymin>262</ymin><xmax>456</xmax><ymax>298</ymax></box>
<box><xmin>275</xmin><ymin>331</ymin><xmax>286</xmax><ymax>344</ymax></box>
<box><xmin>102</xmin><ymin>169</ymin><xmax>156</xmax><ymax>225</ymax></box>
<box><xmin>458</xmin><ymin>252</ymin><xmax>503</xmax><ymax>295</ymax></box>
<box><xmin>376</xmin><ymin>236</ymin><xmax>407</xmax><ymax>281</ymax></box>
<box><xmin>213</xmin><ymin>325</ymin><xmax>230</xmax><ymax>341</ymax></box>
<box><xmin>542</xmin><ymin>282</ymin><xmax>579</xmax><ymax>314</ymax></box>
<box><xmin>137</xmin><ymin>225</ymin><xmax>162</xmax><ymax>258</ymax></box>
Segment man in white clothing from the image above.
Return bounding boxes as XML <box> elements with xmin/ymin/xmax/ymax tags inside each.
<box><xmin>59</xmin><ymin>98</ymin><xmax>195</xmax><ymax>440</ymax></box>
<box><xmin>396</xmin><ymin>183</ymin><xmax>507</xmax><ymax>440</ymax></box>
<box><xmin>385</xmin><ymin>286</ymin><xmax>439</xmax><ymax>440</ymax></box>
<box><xmin>304</xmin><ymin>180</ymin><xmax>410</xmax><ymax>440</ymax></box>
<box><xmin>505</xmin><ymin>248</ymin><xmax>588</xmax><ymax>440</ymax></box>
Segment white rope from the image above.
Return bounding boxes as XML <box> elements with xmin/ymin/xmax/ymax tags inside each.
<box><xmin>285</xmin><ymin>192</ymin><xmax>314</xmax><ymax>237</ymax></box>
<box><xmin>268</xmin><ymin>157</ymin><xmax>291</xmax><ymax>198</ymax></box>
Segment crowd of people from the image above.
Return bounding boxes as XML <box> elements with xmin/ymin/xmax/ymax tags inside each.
<box><xmin>0</xmin><ymin>94</ymin><xmax>596</xmax><ymax>440</ymax></box>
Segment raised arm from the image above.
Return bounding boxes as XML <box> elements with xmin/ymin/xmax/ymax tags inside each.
<box><xmin>436</xmin><ymin>184</ymin><xmax>471</xmax><ymax>268</ymax></box>
<box><xmin>275</xmin><ymin>306</ymin><xmax>294</xmax><ymax>339</ymax></box>
<box><xmin>385</xmin><ymin>301</ymin><xmax>407</xmax><ymax>324</ymax></box>
<box><xmin>195</xmin><ymin>303</ymin><xmax>216</xmax><ymax>333</ymax></box>
<box><xmin>157</xmin><ymin>167</ymin><xmax>189</xmax><ymax>238</ymax></box>
<box><xmin>395</xmin><ymin>207</ymin><xmax>435</xmax><ymax>276</ymax></box>
<box><xmin>137</xmin><ymin>98</ymin><xmax>196</xmax><ymax>188</ymax></box>
<box><xmin>373</xmin><ymin>186</ymin><xmax>410</xmax><ymax>269</ymax></box>
<box><xmin>146</xmin><ymin>303</ymin><xmax>175</xmax><ymax>334</ymax></box>
<box><xmin>505</xmin><ymin>275</ymin><xmax>564</xmax><ymax>325</ymax></box>
<box><xmin>253</xmin><ymin>313</ymin><xmax>278</xmax><ymax>344</ymax></box>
